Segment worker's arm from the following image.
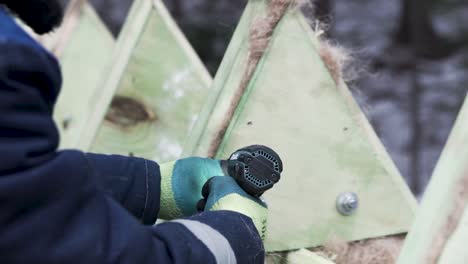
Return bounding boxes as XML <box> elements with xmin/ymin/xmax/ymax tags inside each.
<box><xmin>85</xmin><ymin>153</ymin><xmax>162</xmax><ymax>225</ymax></box>
<box><xmin>86</xmin><ymin>153</ymin><xmax>228</xmax><ymax>222</ymax></box>
<box><xmin>1</xmin><ymin>151</ymin><xmax>264</xmax><ymax>264</ymax></box>
<box><xmin>0</xmin><ymin>9</ymin><xmax>264</xmax><ymax>263</ymax></box>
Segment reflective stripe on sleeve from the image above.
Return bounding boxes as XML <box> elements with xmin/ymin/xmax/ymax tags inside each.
<box><xmin>173</xmin><ymin>219</ymin><xmax>237</xmax><ymax>264</ymax></box>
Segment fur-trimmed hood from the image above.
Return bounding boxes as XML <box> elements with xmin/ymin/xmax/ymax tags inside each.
<box><xmin>0</xmin><ymin>0</ymin><xmax>64</xmax><ymax>34</ymax></box>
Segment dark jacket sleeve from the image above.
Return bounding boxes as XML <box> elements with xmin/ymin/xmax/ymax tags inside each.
<box><xmin>0</xmin><ymin>8</ymin><xmax>264</xmax><ymax>264</ymax></box>
<box><xmin>85</xmin><ymin>153</ymin><xmax>161</xmax><ymax>225</ymax></box>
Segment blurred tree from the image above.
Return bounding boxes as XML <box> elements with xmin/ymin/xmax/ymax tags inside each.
<box><xmin>392</xmin><ymin>0</ymin><xmax>466</xmax><ymax>193</ymax></box>
<box><xmin>397</xmin><ymin>0</ymin><xmax>460</xmax><ymax>59</ymax></box>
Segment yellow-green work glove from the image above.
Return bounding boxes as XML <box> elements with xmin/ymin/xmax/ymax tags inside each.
<box><xmin>197</xmin><ymin>176</ymin><xmax>268</xmax><ymax>239</ymax></box>
<box><xmin>158</xmin><ymin>158</ymin><xmax>227</xmax><ymax>220</ymax></box>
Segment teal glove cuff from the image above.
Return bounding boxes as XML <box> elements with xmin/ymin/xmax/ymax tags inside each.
<box><xmin>159</xmin><ymin>158</ymin><xmax>225</xmax><ymax>220</ymax></box>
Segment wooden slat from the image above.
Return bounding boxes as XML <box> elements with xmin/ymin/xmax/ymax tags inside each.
<box><xmin>398</xmin><ymin>96</ymin><xmax>468</xmax><ymax>264</ymax></box>
<box><xmin>87</xmin><ymin>0</ymin><xmax>212</xmax><ymax>162</ymax></box>
<box><xmin>266</xmin><ymin>249</ymin><xmax>335</xmax><ymax>264</ymax></box>
<box><xmin>190</xmin><ymin>0</ymin><xmax>416</xmax><ymax>252</ymax></box>
<box><xmin>51</xmin><ymin>0</ymin><xmax>89</xmax><ymax>57</ymax></box>
<box><xmin>287</xmin><ymin>250</ymin><xmax>335</xmax><ymax>264</ymax></box>
<box><xmin>79</xmin><ymin>0</ymin><xmax>153</xmax><ymax>151</ymax></box>
<box><xmin>438</xmin><ymin>209</ymin><xmax>468</xmax><ymax>263</ymax></box>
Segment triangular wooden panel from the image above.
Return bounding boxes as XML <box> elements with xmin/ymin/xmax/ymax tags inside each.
<box><xmin>398</xmin><ymin>97</ymin><xmax>468</xmax><ymax>264</ymax></box>
<box><xmin>190</xmin><ymin>0</ymin><xmax>416</xmax><ymax>251</ymax></box>
<box><xmin>52</xmin><ymin>4</ymin><xmax>115</xmax><ymax>149</ymax></box>
<box><xmin>86</xmin><ymin>0</ymin><xmax>212</xmax><ymax>162</ymax></box>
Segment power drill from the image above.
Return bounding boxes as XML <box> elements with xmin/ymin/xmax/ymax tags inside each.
<box><xmin>224</xmin><ymin>145</ymin><xmax>283</xmax><ymax>197</ymax></box>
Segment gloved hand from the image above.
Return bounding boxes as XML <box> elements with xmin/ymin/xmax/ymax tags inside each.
<box><xmin>158</xmin><ymin>157</ymin><xmax>228</xmax><ymax>220</ymax></box>
<box><xmin>197</xmin><ymin>176</ymin><xmax>268</xmax><ymax>239</ymax></box>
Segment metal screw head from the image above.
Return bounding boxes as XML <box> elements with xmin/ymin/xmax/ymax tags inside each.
<box><xmin>336</xmin><ymin>192</ymin><xmax>359</xmax><ymax>216</ymax></box>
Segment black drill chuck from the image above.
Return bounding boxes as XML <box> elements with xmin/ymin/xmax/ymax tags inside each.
<box><xmin>226</xmin><ymin>145</ymin><xmax>283</xmax><ymax>197</ymax></box>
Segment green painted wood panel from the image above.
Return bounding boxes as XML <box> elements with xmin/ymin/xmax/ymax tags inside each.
<box><xmin>52</xmin><ymin>4</ymin><xmax>115</xmax><ymax>149</ymax></box>
<box><xmin>89</xmin><ymin>0</ymin><xmax>212</xmax><ymax>162</ymax></box>
<box><xmin>398</xmin><ymin>96</ymin><xmax>468</xmax><ymax>264</ymax></box>
<box><xmin>191</xmin><ymin>0</ymin><xmax>416</xmax><ymax>252</ymax></box>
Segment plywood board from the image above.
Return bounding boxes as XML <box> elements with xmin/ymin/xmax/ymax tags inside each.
<box><xmin>190</xmin><ymin>0</ymin><xmax>416</xmax><ymax>252</ymax></box>
<box><xmin>87</xmin><ymin>0</ymin><xmax>212</xmax><ymax>162</ymax></box>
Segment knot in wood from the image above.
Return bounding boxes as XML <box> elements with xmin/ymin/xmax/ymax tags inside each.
<box><xmin>105</xmin><ymin>95</ymin><xmax>156</xmax><ymax>128</ymax></box>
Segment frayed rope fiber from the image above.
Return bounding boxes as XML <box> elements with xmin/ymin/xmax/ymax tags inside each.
<box><xmin>207</xmin><ymin>0</ymin><xmax>295</xmax><ymax>157</ymax></box>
